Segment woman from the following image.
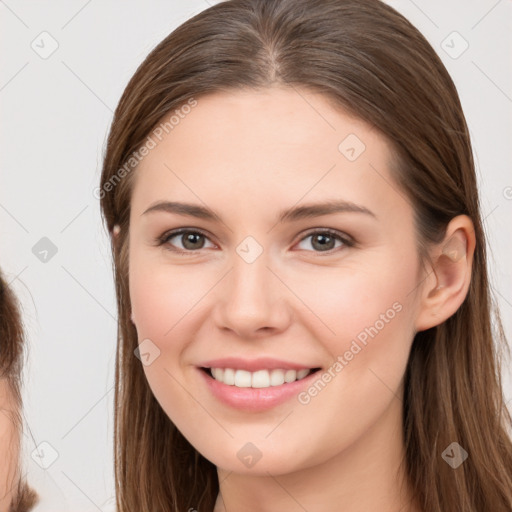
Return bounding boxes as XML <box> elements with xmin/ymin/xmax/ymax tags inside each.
<box><xmin>0</xmin><ymin>271</ymin><xmax>38</xmax><ymax>512</ymax></box>
<box><xmin>99</xmin><ymin>0</ymin><xmax>512</xmax><ymax>510</ymax></box>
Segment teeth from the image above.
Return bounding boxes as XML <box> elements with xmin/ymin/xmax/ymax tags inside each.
<box><xmin>209</xmin><ymin>368</ymin><xmax>313</xmax><ymax>388</ymax></box>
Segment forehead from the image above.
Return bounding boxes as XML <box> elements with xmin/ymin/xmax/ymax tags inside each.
<box><xmin>131</xmin><ymin>86</ymin><xmax>403</xmax><ymax>219</ymax></box>
<box><xmin>140</xmin><ymin>86</ymin><xmax>389</xmax><ymax>162</ymax></box>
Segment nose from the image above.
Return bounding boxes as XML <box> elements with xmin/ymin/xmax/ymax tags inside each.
<box><xmin>213</xmin><ymin>249</ymin><xmax>291</xmax><ymax>339</ymax></box>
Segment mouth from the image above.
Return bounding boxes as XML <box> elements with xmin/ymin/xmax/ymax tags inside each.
<box><xmin>199</xmin><ymin>366</ymin><xmax>322</xmax><ymax>389</ymax></box>
<box><xmin>198</xmin><ymin>365</ymin><xmax>322</xmax><ymax>411</ymax></box>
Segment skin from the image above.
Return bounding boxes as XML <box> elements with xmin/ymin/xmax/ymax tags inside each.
<box><xmin>126</xmin><ymin>86</ymin><xmax>475</xmax><ymax>512</ymax></box>
<box><xmin>0</xmin><ymin>380</ymin><xmax>19</xmax><ymax>512</ymax></box>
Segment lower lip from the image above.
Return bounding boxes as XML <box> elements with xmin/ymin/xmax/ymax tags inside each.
<box><xmin>198</xmin><ymin>368</ymin><xmax>320</xmax><ymax>412</ymax></box>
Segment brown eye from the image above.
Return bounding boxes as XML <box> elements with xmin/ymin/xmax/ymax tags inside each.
<box><xmin>180</xmin><ymin>232</ymin><xmax>206</xmax><ymax>250</ymax></box>
<box><xmin>296</xmin><ymin>230</ymin><xmax>353</xmax><ymax>253</ymax></box>
<box><xmin>311</xmin><ymin>233</ymin><xmax>337</xmax><ymax>251</ymax></box>
<box><xmin>159</xmin><ymin>229</ymin><xmax>215</xmax><ymax>254</ymax></box>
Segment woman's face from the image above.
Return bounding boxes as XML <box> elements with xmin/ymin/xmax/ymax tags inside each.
<box><xmin>128</xmin><ymin>86</ymin><xmax>425</xmax><ymax>474</ymax></box>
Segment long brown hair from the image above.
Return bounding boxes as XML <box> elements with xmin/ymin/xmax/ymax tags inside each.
<box><xmin>0</xmin><ymin>271</ymin><xmax>39</xmax><ymax>512</ymax></box>
<box><xmin>99</xmin><ymin>0</ymin><xmax>512</xmax><ymax>510</ymax></box>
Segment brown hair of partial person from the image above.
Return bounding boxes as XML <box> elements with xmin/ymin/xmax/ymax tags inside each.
<box><xmin>0</xmin><ymin>272</ymin><xmax>39</xmax><ymax>512</ymax></box>
<box><xmin>99</xmin><ymin>0</ymin><xmax>512</xmax><ymax>510</ymax></box>
<box><xmin>7</xmin><ymin>483</ymin><xmax>38</xmax><ymax>512</ymax></box>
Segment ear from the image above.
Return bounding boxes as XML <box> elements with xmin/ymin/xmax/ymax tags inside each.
<box><xmin>415</xmin><ymin>215</ymin><xmax>476</xmax><ymax>332</ymax></box>
<box><xmin>110</xmin><ymin>224</ymin><xmax>134</xmax><ymax>323</ymax></box>
<box><xmin>110</xmin><ymin>224</ymin><xmax>122</xmax><ymax>253</ymax></box>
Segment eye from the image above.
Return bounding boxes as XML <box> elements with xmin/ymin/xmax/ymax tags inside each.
<box><xmin>157</xmin><ymin>229</ymin><xmax>216</xmax><ymax>254</ymax></box>
<box><xmin>156</xmin><ymin>228</ymin><xmax>354</xmax><ymax>255</ymax></box>
<box><xmin>295</xmin><ymin>229</ymin><xmax>353</xmax><ymax>254</ymax></box>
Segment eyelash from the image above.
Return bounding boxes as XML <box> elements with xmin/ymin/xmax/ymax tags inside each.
<box><xmin>155</xmin><ymin>228</ymin><xmax>355</xmax><ymax>256</ymax></box>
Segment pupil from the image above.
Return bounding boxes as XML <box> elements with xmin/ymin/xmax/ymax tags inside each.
<box><xmin>314</xmin><ymin>234</ymin><xmax>333</xmax><ymax>251</ymax></box>
<box><xmin>183</xmin><ymin>233</ymin><xmax>203</xmax><ymax>249</ymax></box>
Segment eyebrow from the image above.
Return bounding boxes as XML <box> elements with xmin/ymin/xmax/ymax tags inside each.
<box><xmin>142</xmin><ymin>199</ymin><xmax>376</xmax><ymax>223</ymax></box>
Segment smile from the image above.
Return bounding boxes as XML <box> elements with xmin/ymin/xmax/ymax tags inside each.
<box><xmin>198</xmin><ymin>366</ymin><xmax>322</xmax><ymax>412</ymax></box>
<box><xmin>205</xmin><ymin>367</ymin><xmax>317</xmax><ymax>388</ymax></box>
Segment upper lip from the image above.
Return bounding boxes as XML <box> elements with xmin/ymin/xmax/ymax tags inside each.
<box><xmin>198</xmin><ymin>357</ymin><xmax>320</xmax><ymax>372</ymax></box>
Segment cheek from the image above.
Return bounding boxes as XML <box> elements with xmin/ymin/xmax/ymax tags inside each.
<box><xmin>291</xmin><ymin>256</ymin><xmax>418</xmax><ymax>406</ymax></box>
<box><xmin>128</xmin><ymin>253</ymin><xmax>220</xmax><ymax>410</ymax></box>
<box><xmin>129</xmin><ymin>255</ymin><xmax>204</xmax><ymax>342</ymax></box>
<box><xmin>129</xmin><ymin>257</ymin><xmax>206</xmax><ymax>425</ymax></box>
<box><xmin>283</xmin><ymin>265</ymin><xmax>417</xmax><ymax>465</ymax></box>
<box><xmin>291</xmin><ymin>255</ymin><xmax>417</xmax><ymax>346</ymax></box>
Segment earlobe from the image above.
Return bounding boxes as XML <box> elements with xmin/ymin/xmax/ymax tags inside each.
<box><xmin>111</xmin><ymin>225</ymin><xmax>121</xmax><ymax>250</ymax></box>
<box><xmin>415</xmin><ymin>215</ymin><xmax>476</xmax><ymax>332</ymax></box>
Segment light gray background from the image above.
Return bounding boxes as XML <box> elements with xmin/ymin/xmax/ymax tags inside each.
<box><xmin>1</xmin><ymin>1</ymin><xmax>511</xmax><ymax>510</ymax></box>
